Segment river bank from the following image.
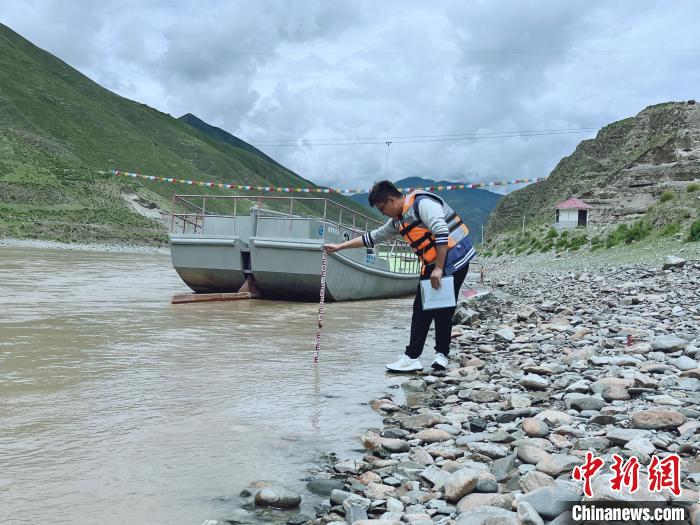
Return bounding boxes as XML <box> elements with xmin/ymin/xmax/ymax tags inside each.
<box><xmin>230</xmin><ymin>253</ymin><xmax>699</xmax><ymax>525</ymax></box>
<box><xmin>0</xmin><ymin>236</ymin><xmax>170</xmax><ymax>254</ymax></box>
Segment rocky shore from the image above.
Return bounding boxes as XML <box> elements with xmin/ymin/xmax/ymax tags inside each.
<box><xmin>0</xmin><ymin>237</ymin><xmax>169</xmax><ymax>255</ymax></box>
<box><xmin>226</xmin><ymin>255</ymin><xmax>699</xmax><ymax>525</ymax></box>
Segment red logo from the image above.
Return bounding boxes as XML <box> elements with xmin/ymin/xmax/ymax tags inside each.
<box><xmin>571</xmin><ymin>453</ymin><xmax>682</xmax><ymax>498</ymax></box>
<box><xmin>610</xmin><ymin>454</ymin><xmax>640</xmax><ymax>493</ymax></box>
<box><xmin>572</xmin><ymin>452</ymin><xmax>605</xmax><ymax>497</ymax></box>
<box><xmin>648</xmin><ymin>454</ymin><xmax>681</xmax><ymax>497</ymax></box>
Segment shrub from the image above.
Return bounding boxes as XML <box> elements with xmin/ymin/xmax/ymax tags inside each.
<box><xmin>545</xmin><ymin>228</ymin><xmax>558</xmax><ymax>239</ymax></box>
<box><xmin>606</xmin><ymin>224</ymin><xmax>628</xmax><ymax>248</ymax></box>
<box><xmin>555</xmin><ymin>237</ymin><xmax>569</xmax><ymax>250</ymax></box>
<box><xmin>688</xmin><ymin>218</ymin><xmax>700</xmax><ymax>242</ymax></box>
<box><xmin>659</xmin><ymin>190</ymin><xmax>675</xmax><ymax>203</ymax></box>
<box><xmin>660</xmin><ymin>223</ymin><xmax>680</xmax><ymax>236</ymax></box>
<box><xmin>624</xmin><ymin>221</ymin><xmax>652</xmax><ymax>243</ymax></box>
<box><xmin>567</xmin><ymin>235</ymin><xmax>589</xmax><ymax>251</ymax></box>
<box><xmin>687</xmin><ymin>183</ymin><xmax>700</xmax><ymax>193</ymax></box>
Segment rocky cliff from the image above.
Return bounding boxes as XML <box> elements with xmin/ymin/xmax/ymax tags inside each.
<box><xmin>487</xmin><ymin>101</ymin><xmax>700</xmax><ymax>235</ymax></box>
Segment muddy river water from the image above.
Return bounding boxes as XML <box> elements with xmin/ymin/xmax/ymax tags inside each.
<box><xmin>0</xmin><ymin>246</ymin><xmax>442</xmax><ymax>524</ymax></box>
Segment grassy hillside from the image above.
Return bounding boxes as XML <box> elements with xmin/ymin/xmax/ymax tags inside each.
<box><xmin>481</xmin><ymin>186</ymin><xmax>700</xmax><ymax>257</ymax></box>
<box><xmin>0</xmin><ymin>23</ymin><xmax>368</xmax><ymax>245</ymax></box>
<box><xmin>178</xmin><ymin>113</ymin><xmax>298</xmax><ymax>174</ymax></box>
<box><xmin>349</xmin><ymin>176</ymin><xmax>502</xmax><ymax>238</ymax></box>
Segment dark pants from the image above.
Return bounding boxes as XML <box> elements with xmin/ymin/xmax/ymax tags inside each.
<box><xmin>405</xmin><ymin>263</ymin><xmax>469</xmax><ymax>359</ymax></box>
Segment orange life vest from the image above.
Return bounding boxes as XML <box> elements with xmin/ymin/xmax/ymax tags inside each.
<box><xmin>398</xmin><ymin>191</ymin><xmax>469</xmax><ymax>268</ymax></box>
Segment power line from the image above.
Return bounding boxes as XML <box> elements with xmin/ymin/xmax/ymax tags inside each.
<box><xmin>250</xmin><ymin>127</ymin><xmax>600</xmax><ymax>143</ymax></box>
<box><xmin>248</xmin><ymin>128</ymin><xmax>599</xmax><ymax>147</ymax></box>
<box><xmin>54</xmin><ymin>49</ymin><xmax>700</xmax><ymax>57</ymax></box>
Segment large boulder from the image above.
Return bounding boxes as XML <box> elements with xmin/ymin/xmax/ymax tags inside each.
<box><xmin>662</xmin><ymin>255</ymin><xmax>686</xmax><ymax>270</ymax></box>
<box><xmin>630</xmin><ymin>409</ymin><xmax>687</xmax><ymax>430</ymax></box>
<box><xmin>456</xmin><ymin>506</ymin><xmax>519</xmax><ymax>525</ymax></box>
<box><xmin>517</xmin><ymin>482</ymin><xmax>580</xmax><ymax>520</ymax></box>
<box><xmin>652</xmin><ymin>336</ymin><xmax>688</xmax><ymax>353</ymax></box>
<box><xmin>254</xmin><ymin>486</ymin><xmax>302</xmax><ymax>508</ymax></box>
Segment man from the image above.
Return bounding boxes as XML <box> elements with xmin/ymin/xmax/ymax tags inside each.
<box><xmin>324</xmin><ymin>180</ymin><xmax>476</xmax><ymax>372</ymax></box>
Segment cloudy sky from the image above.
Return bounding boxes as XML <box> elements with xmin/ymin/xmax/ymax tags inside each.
<box><xmin>2</xmin><ymin>1</ymin><xmax>698</xmax><ymax>191</ymax></box>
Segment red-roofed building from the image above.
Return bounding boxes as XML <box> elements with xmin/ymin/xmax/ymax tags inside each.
<box><xmin>554</xmin><ymin>197</ymin><xmax>592</xmax><ymax>228</ymax></box>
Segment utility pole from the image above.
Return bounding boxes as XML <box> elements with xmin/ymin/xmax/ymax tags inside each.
<box><xmin>522</xmin><ymin>216</ymin><xmax>525</xmax><ymax>232</ymax></box>
<box><xmin>384</xmin><ymin>141</ymin><xmax>392</xmax><ymax>177</ymax></box>
<box><xmin>481</xmin><ymin>224</ymin><xmax>485</xmax><ymax>245</ymax></box>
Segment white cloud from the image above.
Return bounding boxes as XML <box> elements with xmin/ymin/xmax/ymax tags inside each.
<box><xmin>1</xmin><ymin>0</ymin><xmax>698</xmax><ymax>190</ymax></box>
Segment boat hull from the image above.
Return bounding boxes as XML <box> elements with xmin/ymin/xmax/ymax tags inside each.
<box><xmin>170</xmin><ymin>236</ymin><xmax>246</xmax><ymax>293</ymax></box>
<box><xmin>249</xmin><ymin>238</ymin><xmax>417</xmax><ymax>301</ymax></box>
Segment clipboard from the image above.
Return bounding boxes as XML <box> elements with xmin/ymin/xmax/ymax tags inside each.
<box><xmin>420</xmin><ymin>276</ymin><xmax>456</xmax><ymax>310</ymax></box>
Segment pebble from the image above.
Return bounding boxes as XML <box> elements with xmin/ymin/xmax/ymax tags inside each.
<box><xmin>674</xmin><ymin>356</ymin><xmax>698</xmax><ymax>371</ymax></box>
<box><xmin>306</xmin><ymin>478</ymin><xmax>345</xmax><ymax>496</ymax></box>
<box><xmin>569</xmin><ymin>396</ymin><xmax>606</xmax><ymax>412</ymax></box>
<box><xmin>517</xmin><ymin>500</ymin><xmax>545</xmax><ymax>525</ymax></box>
<box><xmin>522</xmin><ymin>418</ymin><xmax>550</xmax><ymax>437</ymax></box>
<box><xmin>601</xmin><ymin>385</ymin><xmax>631</xmax><ymax>401</ymax></box>
<box><xmin>520</xmin><ymin>471</ymin><xmax>556</xmax><ymax>493</ymax></box>
<box><xmin>444</xmin><ymin>468</ymin><xmax>479</xmax><ymax>503</ymax></box>
<box><xmin>520</xmin><ymin>374</ymin><xmax>550</xmax><ymax>390</ymax></box>
<box><xmin>414</xmin><ymin>428</ymin><xmax>452</xmax><ymax>443</ymax></box>
<box><xmin>535</xmin><ymin>455</ymin><xmax>581</xmax><ymax>476</ymax></box>
<box><xmin>517</xmin><ymin>445</ymin><xmax>552</xmax><ymax>465</ymax></box>
<box><xmin>495</xmin><ymin>327</ymin><xmax>516</xmax><ymax>343</ymax></box>
<box><xmin>306</xmin><ymin>258</ymin><xmax>700</xmax><ymax>525</ymax></box>
<box><xmin>455</xmin><ymin>493</ymin><xmax>500</xmax><ymax>513</ymax></box>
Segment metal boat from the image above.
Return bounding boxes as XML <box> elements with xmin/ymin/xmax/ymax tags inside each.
<box><xmin>169</xmin><ymin>195</ymin><xmax>419</xmax><ymax>301</ymax></box>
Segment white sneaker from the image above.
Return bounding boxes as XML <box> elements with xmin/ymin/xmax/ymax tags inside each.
<box><xmin>431</xmin><ymin>354</ymin><xmax>448</xmax><ymax>371</ymax></box>
<box><xmin>386</xmin><ymin>354</ymin><xmax>423</xmax><ymax>372</ymax></box>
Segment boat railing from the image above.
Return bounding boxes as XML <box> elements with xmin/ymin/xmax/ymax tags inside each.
<box><xmin>170</xmin><ymin>194</ymin><xmax>420</xmax><ymax>274</ymax></box>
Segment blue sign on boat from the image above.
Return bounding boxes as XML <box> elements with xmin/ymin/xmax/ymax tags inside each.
<box><xmin>318</xmin><ymin>226</ymin><xmax>324</xmax><ymax>236</ymax></box>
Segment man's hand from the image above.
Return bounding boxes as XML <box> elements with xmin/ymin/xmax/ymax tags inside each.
<box><xmin>430</xmin><ymin>266</ymin><xmax>443</xmax><ymax>290</ymax></box>
<box><xmin>323</xmin><ymin>243</ymin><xmax>341</xmax><ymax>253</ymax></box>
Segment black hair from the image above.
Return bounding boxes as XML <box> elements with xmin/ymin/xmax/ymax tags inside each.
<box><xmin>368</xmin><ymin>180</ymin><xmax>402</xmax><ymax>207</ymax></box>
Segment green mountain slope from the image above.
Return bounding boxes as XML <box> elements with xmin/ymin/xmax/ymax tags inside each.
<box><xmin>349</xmin><ymin>177</ymin><xmax>502</xmax><ymax>240</ymax></box>
<box><xmin>178</xmin><ymin>113</ymin><xmax>298</xmax><ymax>175</ymax></box>
<box><xmin>0</xmin><ymin>23</ymin><xmax>367</xmax><ymax>245</ymax></box>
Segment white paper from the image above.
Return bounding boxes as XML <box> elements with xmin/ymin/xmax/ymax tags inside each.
<box><xmin>420</xmin><ymin>276</ymin><xmax>456</xmax><ymax>310</ymax></box>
